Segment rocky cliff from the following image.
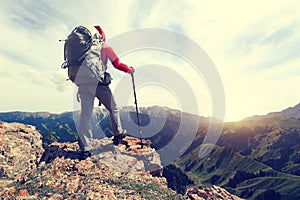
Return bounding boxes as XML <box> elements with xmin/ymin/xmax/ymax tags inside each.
<box><xmin>0</xmin><ymin>121</ymin><xmax>44</xmax><ymax>180</ymax></box>
<box><xmin>0</xmin><ymin>121</ymin><xmax>243</xmax><ymax>199</ymax></box>
<box><xmin>186</xmin><ymin>186</ymin><xmax>243</xmax><ymax>200</ymax></box>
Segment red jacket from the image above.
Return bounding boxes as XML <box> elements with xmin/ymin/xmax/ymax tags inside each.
<box><xmin>94</xmin><ymin>25</ymin><xmax>131</xmax><ymax>73</ymax></box>
<box><xmin>101</xmin><ymin>43</ymin><xmax>132</xmax><ymax>73</ymax></box>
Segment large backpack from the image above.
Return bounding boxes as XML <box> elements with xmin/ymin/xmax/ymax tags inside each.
<box><xmin>61</xmin><ymin>25</ymin><xmax>105</xmax><ymax>85</ymax></box>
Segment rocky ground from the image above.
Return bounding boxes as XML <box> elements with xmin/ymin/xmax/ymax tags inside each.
<box><xmin>186</xmin><ymin>186</ymin><xmax>243</xmax><ymax>200</ymax></box>
<box><xmin>0</xmin><ymin>121</ymin><xmax>243</xmax><ymax>199</ymax></box>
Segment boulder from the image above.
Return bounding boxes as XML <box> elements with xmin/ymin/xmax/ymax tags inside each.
<box><xmin>0</xmin><ymin>121</ymin><xmax>44</xmax><ymax>180</ymax></box>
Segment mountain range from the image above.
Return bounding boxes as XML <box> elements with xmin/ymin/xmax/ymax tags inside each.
<box><xmin>1</xmin><ymin>103</ymin><xmax>300</xmax><ymax>199</ymax></box>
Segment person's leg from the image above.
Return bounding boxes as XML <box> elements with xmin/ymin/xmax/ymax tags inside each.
<box><xmin>95</xmin><ymin>84</ymin><xmax>124</xmax><ymax>136</ymax></box>
<box><xmin>77</xmin><ymin>90</ymin><xmax>95</xmax><ymax>151</ymax></box>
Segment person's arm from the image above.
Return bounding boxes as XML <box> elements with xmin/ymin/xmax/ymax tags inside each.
<box><xmin>112</xmin><ymin>58</ymin><xmax>134</xmax><ymax>73</ymax></box>
<box><xmin>103</xmin><ymin>44</ymin><xmax>134</xmax><ymax>74</ymax></box>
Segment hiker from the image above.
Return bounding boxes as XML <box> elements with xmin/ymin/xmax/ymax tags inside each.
<box><xmin>64</xmin><ymin>25</ymin><xmax>134</xmax><ymax>155</ymax></box>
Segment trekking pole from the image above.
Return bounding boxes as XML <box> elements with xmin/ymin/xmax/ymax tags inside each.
<box><xmin>131</xmin><ymin>73</ymin><xmax>143</xmax><ymax>148</ymax></box>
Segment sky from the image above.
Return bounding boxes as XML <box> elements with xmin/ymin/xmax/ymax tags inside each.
<box><xmin>0</xmin><ymin>0</ymin><xmax>299</xmax><ymax>122</ymax></box>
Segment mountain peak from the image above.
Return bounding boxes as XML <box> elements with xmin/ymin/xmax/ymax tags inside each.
<box><xmin>243</xmin><ymin>102</ymin><xmax>300</xmax><ymax>121</ymax></box>
<box><xmin>267</xmin><ymin>102</ymin><xmax>300</xmax><ymax>119</ymax></box>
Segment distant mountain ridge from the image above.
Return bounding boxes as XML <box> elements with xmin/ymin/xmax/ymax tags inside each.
<box><xmin>0</xmin><ymin>110</ymin><xmax>78</xmax><ymax>146</ymax></box>
<box><xmin>267</xmin><ymin>103</ymin><xmax>300</xmax><ymax>119</ymax></box>
<box><xmin>245</xmin><ymin>103</ymin><xmax>300</xmax><ymax>120</ymax></box>
<box><xmin>0</xmin><ymin>106</ymin><xmax>210</xmax><ymax>149</ymax></box>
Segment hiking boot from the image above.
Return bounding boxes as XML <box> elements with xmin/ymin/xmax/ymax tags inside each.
<box><xmin>113</xmin><ymin>131</ymin><xmax>127</xmax><ymax>146</ymax></box>
<box><xmin>79</xmin><ymin>150</ymin><xmax>91</xmax><ymax>160</ymax></box>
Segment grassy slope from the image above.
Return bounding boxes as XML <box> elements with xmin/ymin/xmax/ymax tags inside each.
<box><xmin>218</xmin><ymin>116</ymin><xmax>300</xmax><ymax>175</ymax></box>
<box><xmin>176</xmin><ymin>144</ymin><xmax>300</xmax><ymax>199</ymax></box>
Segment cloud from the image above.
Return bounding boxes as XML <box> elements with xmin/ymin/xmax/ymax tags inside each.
<box><xmin>0</xmin><ymin>5</ymin><xmax>65</xmax><ymax>70</ymax></box>
<box><xmin>0</xmin><ymin>56</ymin><xmax>12</xmax><ymax>78</ymax></box>
<box><xmin>228</xmin><ymin>14</ymin><xmax>300</xmax><ymax>72</ymax></box>
<box><xmin>21</xmin><ymin>69</ymin><xmax>45</xmax><ymax>85</ymax></box>
<box><xmin>173</xmin><ymin>0</ymin><xmax>300</xmax><ymax>120</ymax></box>
<box><xmin>6</xmin><ymin>0</ymin><xmax>61</xmax><ymax>30</ymax></box>
<box><xmin>51</xmin><ymin>70</ymin><xmax>67</xmax><ymax>84</ymax></box>
<box><xmin>0</xmin><ymin>70</ymin><xmax>11</xmax><ymax>78</ymax></box>
<box><xmin>137</xmin><ymin>1</ymin><xmax>186</xmax><ymax>30</ymax></box>
<box><xmin>51</xmin><ymin>69</ymin><xmax>71</xmax><ymax>92</ymax></box>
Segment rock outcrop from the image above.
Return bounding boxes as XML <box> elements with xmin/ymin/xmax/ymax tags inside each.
<box><xmin>186</xmin><ymin>186</ymin><xmax>244</xmax><ymax>200</ymax></box>
<box><xmin>41</xmin><ymin>137</ymin><xmax>162</xmax><ymax>175</ymax></box>
<box><xmin>0</xmin><ymin>121</ymin><xmax>44</xmax><ymax>180</ymax></box>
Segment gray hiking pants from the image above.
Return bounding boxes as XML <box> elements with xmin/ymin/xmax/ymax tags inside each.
<box><xmin>77</xmin><ymin>83</ymin><xmax>123</xmax><ymax>151</ymax></box>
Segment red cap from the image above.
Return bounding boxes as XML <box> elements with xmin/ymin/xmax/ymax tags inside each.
<box><xmin>94</xmin><ymin>25</ymin><xmax>106</xmax><ymax>42</ymax></box>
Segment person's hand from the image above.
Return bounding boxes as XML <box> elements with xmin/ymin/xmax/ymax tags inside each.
<box><xmin>127</xmin><ymin>67</ymin><xmax>135</xmax><ymax>74</ymax></box>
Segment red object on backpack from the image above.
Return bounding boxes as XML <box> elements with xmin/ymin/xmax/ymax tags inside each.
<box><xmin>94</xmin><ymin>25</ymin><xmax>133</xmax><ymax>74</ymax></box>
<box><xmin>94</xmin><ymin>25</ymin><xmax>106</xmax><ymax>42</ymax></box>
